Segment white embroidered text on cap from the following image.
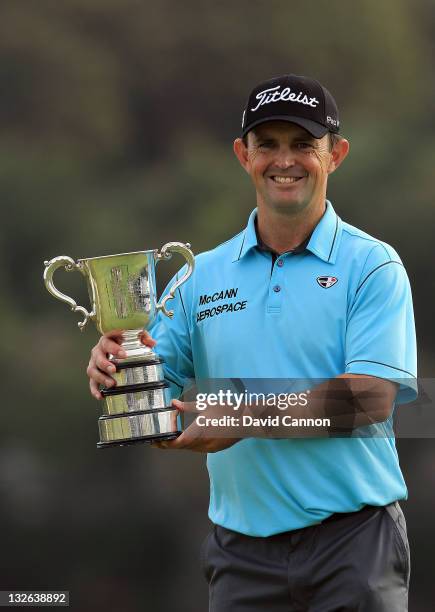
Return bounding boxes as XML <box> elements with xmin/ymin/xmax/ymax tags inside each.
<box><xmin>251</xmin><ymin>86</ymin><xmax>319</xmax><ymax>113</ymax></box>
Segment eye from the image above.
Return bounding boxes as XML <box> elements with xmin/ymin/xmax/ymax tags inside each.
<box><xmin>295</xmin><ymin>142</ymin><xmax>313</xmax><ymax>150</ymax></box>
<box><xmin>256</xmin><ymin>140</ymin><xmax>275</xmax><ymax>149</ymax></box>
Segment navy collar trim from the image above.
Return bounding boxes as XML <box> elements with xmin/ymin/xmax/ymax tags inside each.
<box><xmin>232</xmin><ymin>201</ymin><xmax>342</xmax><ymax>264</ymax></box>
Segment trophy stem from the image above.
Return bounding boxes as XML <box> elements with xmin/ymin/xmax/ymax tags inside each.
<box><xmin>112</xmin><ymin>329</ymin><xmax>156</xmax><ymax>363</ymax></box>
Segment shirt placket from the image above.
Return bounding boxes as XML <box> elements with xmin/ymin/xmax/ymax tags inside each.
<box><xmin>267</xmin><ymin>254</ymin><xmax>287</xmax><ymax>314</ymax></box>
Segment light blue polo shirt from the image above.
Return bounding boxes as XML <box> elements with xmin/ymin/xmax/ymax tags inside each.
<box><xmin>150</xmin><ymin>201</ymin><xmax>417</xmax><ymax>536</ymax></box>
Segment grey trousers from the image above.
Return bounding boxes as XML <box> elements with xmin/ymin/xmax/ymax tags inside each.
<box><xmin>201</xmin><ymin>503</ymin><xmax>410</xmax><ymax>612</ymax></box>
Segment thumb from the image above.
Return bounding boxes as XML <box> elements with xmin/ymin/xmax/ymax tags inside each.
<box><xmin>140</xmin><ymin>331</ymin><xmax>157</xmax><ymax>347</ymax></box>
<box><xmin>171</xmin><ymin>399</ymin><xmax>197</xmax><ymax>413</ymax></box>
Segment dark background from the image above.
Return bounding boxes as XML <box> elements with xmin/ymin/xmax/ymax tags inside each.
<box><xmin>1</xmin><ymin>1</ymin><xmax>434</xmax><ymax>610</ymax></box>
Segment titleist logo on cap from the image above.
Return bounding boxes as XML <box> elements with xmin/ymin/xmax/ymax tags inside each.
<box><xmin>241</xmin><ymin>74</ymin><xmax>340</xmax><ymax>138</ymax></box>
<box><xmin>251</xmin><ymin>85</ymin><xmax>320</xmax><ymax>112</ymax></box>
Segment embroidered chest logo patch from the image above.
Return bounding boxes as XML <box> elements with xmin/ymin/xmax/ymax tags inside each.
<box><xmin>317</xmin><ymin>276</ymin><xmax>338</xmax><ymax>289</ymax></box>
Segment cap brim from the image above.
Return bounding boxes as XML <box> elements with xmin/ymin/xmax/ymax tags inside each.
<box><xmin>241</xmin><ymin>115</ymin><xmax>329</xmax><ymax>139</ymax></box>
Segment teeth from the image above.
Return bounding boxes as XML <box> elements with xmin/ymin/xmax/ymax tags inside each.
<box><xmin>272</xmin><ymin>176</ymin><xmax>302</xmax><ymax>183</ymax></box>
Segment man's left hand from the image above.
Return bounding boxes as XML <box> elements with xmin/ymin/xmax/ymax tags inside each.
<box><xmin>152</xmin><ymin>399</ymin><xmax>241</xmax><ymax>453</ymax></box>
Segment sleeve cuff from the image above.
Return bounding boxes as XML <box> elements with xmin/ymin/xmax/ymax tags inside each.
<box><xmin>345</xmin><ymin>359</ymin><xmax>418</xmax><ymax>404</ymax></box>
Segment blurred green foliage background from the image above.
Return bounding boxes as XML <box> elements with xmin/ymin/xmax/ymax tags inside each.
<box><xmin>1</xmin><ymin>0</ymin><xmax>434</xmax><ymax>610</ymax></box>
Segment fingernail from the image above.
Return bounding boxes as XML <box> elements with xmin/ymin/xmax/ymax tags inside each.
<box><xmin>105</xmin><ymin>379</ymin><xmax>113</xmax><ymax>387</ymax></box>
<box><xmin>107</xmin><ymin>365</ymin><xmax>116</xmax><ymax>373</ymax></box>
<box><xmin>118</xmin><ymin>350</ymin><xmax>127</xmax><ymax>358</ymax></box>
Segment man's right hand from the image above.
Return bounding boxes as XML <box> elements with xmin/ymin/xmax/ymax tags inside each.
<box><xmin>87</xmin><ymin>330</ymin><xmax>156</xmax><ymax>400</ymax></box>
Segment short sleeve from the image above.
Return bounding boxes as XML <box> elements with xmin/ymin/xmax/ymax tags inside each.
<box><xmin>148</xmin><ymin>270</ymin><xmax>194</xmax><ymax>398</ymax></box>
<box><xmin>345</xmin><ymin>247</ymin><xmax>417</xmax><ymax>403</ymax></box>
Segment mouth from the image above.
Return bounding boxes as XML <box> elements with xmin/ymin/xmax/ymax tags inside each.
<box><xmin>269</xmin><ymin>175</ymin><xmax>306</xmax><ymax>185</ymax></box>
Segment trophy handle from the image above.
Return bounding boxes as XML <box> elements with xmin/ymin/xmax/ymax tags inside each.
<box><xmin>43</xmin><ymin>256</ymin><xmax>96</xmax><ymax>331</ymax></box>
<box><xmin>155</xmin><ymin>242</ymin><xmax>195</xmax><ymax>318</ymax></box>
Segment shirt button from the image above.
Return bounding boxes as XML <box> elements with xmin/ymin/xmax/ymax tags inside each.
<box><xmin>273</xmin><ymin>285</ymin><xmax>281</xmax><ymax>293</ymax></box>
<box><xmin>277</xmin><ymin>259</ymin><xmax>284</xmax><ymax>267</ymax></box>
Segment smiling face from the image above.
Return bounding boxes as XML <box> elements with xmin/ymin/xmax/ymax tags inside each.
<box><xmin>234</xmin><ymin>121</ymin><xmax>348</xmax><ymax>218</ymax></box>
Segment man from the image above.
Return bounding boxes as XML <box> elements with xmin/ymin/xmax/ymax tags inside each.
<box><xmin>87</xmin><ymin>74</ymin><xmax>417</xmax><ymax>611</ymax></box>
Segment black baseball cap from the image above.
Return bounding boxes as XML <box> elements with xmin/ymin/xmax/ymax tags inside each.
<box><xmin>241</xmin><ymin>74</ymin><xmax>340</xmax><ymax>139</ymax></box>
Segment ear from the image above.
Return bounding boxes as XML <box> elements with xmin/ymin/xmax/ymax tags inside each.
<box><xmin>328</xmin><ymin>138</ymin><xmax>350</xmax><ymax>175</ymax></box>
<box><xmin>233</xmin><ymin>138</ymin><xmax>250</xmax><ymax>174</ymax></box>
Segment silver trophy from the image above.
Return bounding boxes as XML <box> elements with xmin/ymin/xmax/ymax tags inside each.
<box><xmin>43</xmin><ymin>243</ymin><xmax>194</xmax><ymax>448</ymax></box>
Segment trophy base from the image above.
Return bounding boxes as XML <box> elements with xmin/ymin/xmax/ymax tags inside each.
<box><xmin>98</xmin><ymin>348</ymin><xmax>183</xmax><ymax>449</ymax></box>
<box><xmin>97</xmin><ymin>406</ymin><xmax>182</xmax><ymax>447</ymax></box>
<box><xmin>96</xmin><ymin>431</ymin><xmax>181</xmax><ymax>449</ymax></box>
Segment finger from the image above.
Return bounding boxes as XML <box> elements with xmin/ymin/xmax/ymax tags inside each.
<box><xmin>87</xmin><ymin>364</ymin><xmax>115</xmax><ymax>388</ymax></box>
<box><xmin>100</xmin><ymin>337</ymin><xmax>127</xmax><ymax>359</ymax></box>
<box><xmin>171</xmin><ymin>399</ymin><xmax>198</xmax><ymax>413</ymax></box>
<box><xmin>89</xmin><ymin>379</ymin><xmax>102</xmax><ymax>400</ymax></box>
<box><xmin>151</xmin><ymin>441</ymin><xmax>169</xmax><ymax>449</ymax></box>
<box><xmin>160</xmin><ymin>430</ymin><xmax>191</xmax><ymax>450</ymax></box>
<box><xmin>156</xmin><ymin>439</ymin><xmax>179</xmax><ymax>450</ymax></box>
<box><xmin>151</xmin><ymin>432</ymin><xmax>187</xmax><ymax>450</ymax></box>
<box><xmin>103</xmin><ymin>329</ymin><xmax>125</xmax><ymax>341</ymax></box>
<box><xmin>140</xmin><ymin>331</ymin><xmax>157</xmax><ymax>348</ymax></box>
<box><xmin>95</xmin><ymin>355</ymin><xmax>118</xmax><ymax>375</ymax></box>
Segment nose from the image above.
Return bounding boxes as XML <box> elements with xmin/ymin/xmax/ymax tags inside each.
<box><xmin>274</xmin><ymin>145</ymin><xmax>294</xmax><ymax>169</ymax></box>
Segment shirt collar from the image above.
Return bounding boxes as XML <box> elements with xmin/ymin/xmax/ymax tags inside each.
<box><xmin>255</xmin><ymin>217</ymin><xmax>311</xmax><ymax>255</ymax></box>
<box><xmin>232</xmin><ymin>200</ymin><xmax>341</xmax><ymax>264</ymax></box>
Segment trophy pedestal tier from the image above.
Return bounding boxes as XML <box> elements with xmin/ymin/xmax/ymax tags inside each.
<box><xmin>101</xmin><ymin>380</ymin><xmax>173</xmax><ymax>415</ymax></box>
<box><xmin>109</xmin><ymin>356</ymin><xmax>165</xmax><ymax>387</ymax></box>
<box><xmin>97</xmin><ymin>356</ymin><xmax>182</xmax><ymax>448</ymax></box>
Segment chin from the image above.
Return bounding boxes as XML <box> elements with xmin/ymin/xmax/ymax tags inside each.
<box><xmin>270</xmin><ymin>199</ymin><xmax>308</xmax><ymax>214</ymax></box>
